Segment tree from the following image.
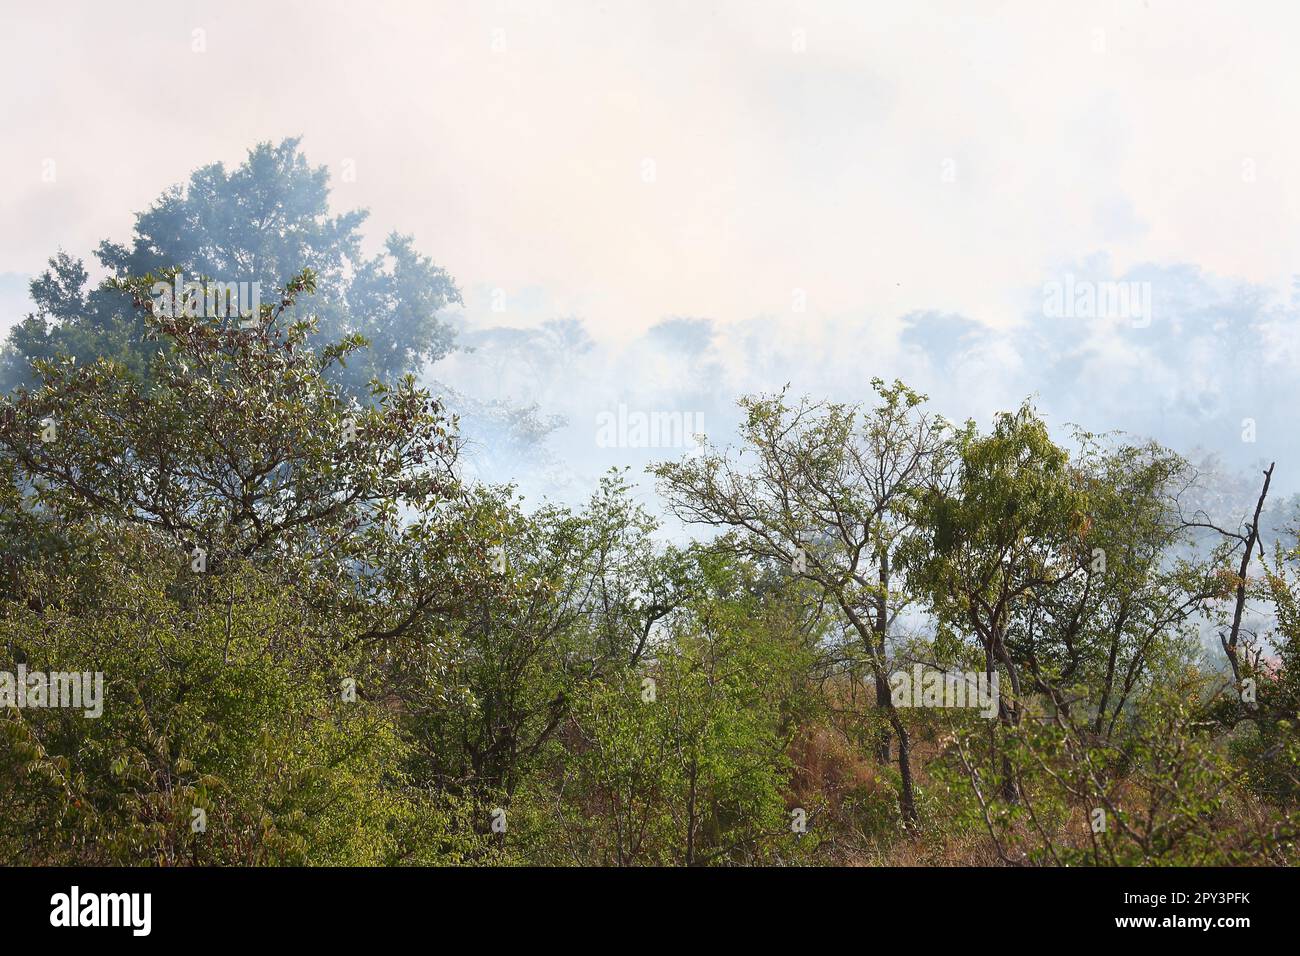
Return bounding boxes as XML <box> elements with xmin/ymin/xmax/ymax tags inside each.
<box><xmin>901</xmin><ymin>404</ymin><xmax>1090</xmax><ymax>803</ymax></box>
<box><xmin>0</xmin><ymin>269</ymin><xmax>477</xmax><ymax>865</ymax></box>
<box><xmin>654</xmin><ymin>379</ymin><xmax>950</xmax><ymax>826</ymax></box>
<box><xmin>513</xmin><ymin>551</ymin><xmax>817</xmax><ymax>865</ymax></box>
<box><xmin>1007</xmin><ymin>434</ymin><xmax>1216</xmax><ymax>740</ymax></box>
<box><xmin>401</xmin><ymin>471</ymin><xmax>696</xmax><ymax>826</ymax></box>
<box><xmin>2</xmin><ymin>267</ymin><xmax>457</xmax><ymax>581</ymax></box>
<box><xmin>1</xmin><ymin>139</ymin><xmax>460</xmax><ymax>398</ymax></box>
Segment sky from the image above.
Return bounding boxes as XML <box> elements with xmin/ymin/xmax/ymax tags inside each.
<box><xmin>2</xmin><ymin>0</ymin><xmax>1297</xmax><ymax>506</ymax></box>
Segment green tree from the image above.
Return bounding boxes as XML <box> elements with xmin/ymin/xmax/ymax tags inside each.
<box><xmin>0</xmin><ymin>269</ymin><xmax>473</xmax><ymax>864</ymax></box>
<box><xmin>654</xmin><ymin>379</ymin><xmax>951</xmax><ymax>825</ymax></box>
<box><xmin>1</xmin><ymin>138</ymin><xmax>460</xmax><ymax>398</ymax></box>
<box><xmin>399</xmin><ymin>470</ymin><xmax>695</xmax><ymax>839</ymax></box>
<box><xmin>900</xmin><ymin>403</ymin><xmax>1087</xmax><ymax>802</ymax></box>
<box><xmin>514</xmin><ymin>551</ymin><xmax>817</xmax><ymax>865</ymax></box>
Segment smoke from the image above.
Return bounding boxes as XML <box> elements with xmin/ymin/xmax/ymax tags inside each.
<box><xmin>433</xmin><ymin>258</ymin><xmax>1300</xmax><ymax>531</ymax></box>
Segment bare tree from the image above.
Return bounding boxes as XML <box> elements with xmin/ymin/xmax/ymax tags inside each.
<box><xmin>1176</xmin><ymin>461</ymin><xmax>1275</xmax><ymax>684</ymax></box>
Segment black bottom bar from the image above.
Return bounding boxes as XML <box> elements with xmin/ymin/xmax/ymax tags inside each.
<box><xmin>0</xmin><ymin>865</ymin><xmax>1284</xmax><ymax>942</ymax></box>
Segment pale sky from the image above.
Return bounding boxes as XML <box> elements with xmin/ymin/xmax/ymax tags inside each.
<box><xmin>4</xmin><ymin>0</ymin><xmax>1300</xmax><ymax>339</ymax></box>
<box><xmin>3</xmin><ymin>0</ymin><xmax>1298</xmax><ymax>504</ymax></box>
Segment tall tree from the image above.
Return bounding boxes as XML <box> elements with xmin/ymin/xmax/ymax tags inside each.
<box><xmin>654</xmin><ymin>379</ymin><xmax>950</xmax><ymax>826</ymax></box>
<box><xmin>0</xmin><ymin>270</ymin><xmax>473</xmax><ymax>865</ymax></box>
<box><xmin>901</xmin><ymin>404</ymin><xmax>1088</xmax><ymax>802</ymax></box>
<box><xmin>1</xmin><ymin>138</ymin><xmax>460</xmax><ymax>398</ymax></box>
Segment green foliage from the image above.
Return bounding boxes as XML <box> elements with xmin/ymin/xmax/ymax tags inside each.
<box><xmin>511</xmin><ymin>552</ymin><xmax>819</xmax><ymax>865</ymax></box>
<box><xmin>0</xmin><ymin>531</ymin><xmax>478</xmax><ymax>865</ymax></box>
<box><xmin>1</xmin><ymin>254</ymin><xmax>1295</xmax><ymax>867</ymax></box>
<box><xmin>0</xmin><ymin>270</ymin><xmax>471</xmax><ymax>865</ymax></box>
<box><xmin>1</xmin><ymin>139</ymin><xmax>459</xmax><ymax>398</ymax></box>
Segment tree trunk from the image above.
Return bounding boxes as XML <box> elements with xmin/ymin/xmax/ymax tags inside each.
<box><xmin>684</xmin><ymin>755</ymin><xmax>698</xmax><ymax>866</ymax></box>
<box><xmin>841</xmin><ymin>591</ymin><xmax>918</xmax><ymax>829</ymax></box>
<box><xmin>873</xmin><ymin>560</ymin><xmax>892</xmax><ymax>762</ymax></box>
<box><xmin>873</xmin><ymin>668</ymin><xmax>892</xmax><ymax>763</ymax></box>
<box><xmin>885</xmin><ymin>701</ymin><xmax>918</xmax><ymax>826</ymax></box>
<box><xmin>991</xmin><ymin>633</ymin><xmax>1021</xmax><ymax>804</ymax></box>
